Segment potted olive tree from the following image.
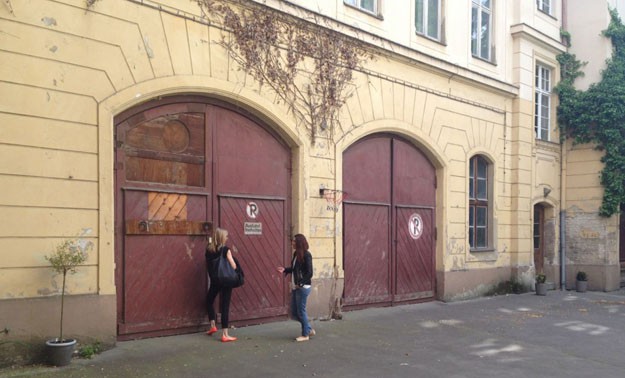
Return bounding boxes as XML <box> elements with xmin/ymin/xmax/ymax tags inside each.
<box><xmin>535</xmin><ymin>273</ymin><xmax>547</xmax><ymax>296</ymax></box>
<box><xmin>44</xmin><ymin>236</ymin><xmax>92</xmax><ymax>366</ymax></box>
<box><xmin>576</xmin><ymin>271</ymin><xmax>588</xmax><ymax>293</ymax></box>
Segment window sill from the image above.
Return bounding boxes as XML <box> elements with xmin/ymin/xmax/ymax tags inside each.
<box><xmin>415</xmin><ymin>32</ymin><xmax>445</xmax><ymax>46</ymax></box>
<box><xmin>468</xmin><ymin>248</ymin><xmax>498</xmax><ymax>262</ymax></box>
<box><xmin>471</xmin><ymin>54</ymin><xmax>497</xmax><ymax>66</ymax></box>
<box><xmin>344</xmin><ymin>3</ymin><xmax>383</xmax><ymax>20</ymax></box>
<box><xmin>538</xmin><ymin>9</ymin><xmax>558</xmax><ymax>21</ymax></box>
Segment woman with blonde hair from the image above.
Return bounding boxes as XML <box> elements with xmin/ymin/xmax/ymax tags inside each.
<box><xmin>205</xmin><ymin>227</ymin><xmax>237</xmax><ymax>342</ymax></box>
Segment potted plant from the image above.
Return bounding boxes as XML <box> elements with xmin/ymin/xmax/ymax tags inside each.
<box><xmin>576</xmin><ymin>271</ymin><xmax>588</xmax><ymax>293</ymax></box>
<box><xmin>535</xmin><ymin>273</ymin><xmax>547</xmax><ymax>296</ymax></box>
<box><xmin>44</xmin><ymin>236</ymin><xmax>92</xmax><ymax>366</ymax></box>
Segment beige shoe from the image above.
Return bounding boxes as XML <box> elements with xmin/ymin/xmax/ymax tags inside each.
<box><xmin>295</xmin><ymin>336</ymin><xmax>309</xmax><ymax>342</ymax></box>
<box><xmin>308</xmin><ymin>329</ymin><xmax>316</xmax><ymax>337</ymax></box>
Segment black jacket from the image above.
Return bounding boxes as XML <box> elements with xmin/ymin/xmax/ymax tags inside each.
<box><xmin>283</xmin><ymin>250</ymin><xmax>313</xmax><ymax>287</ymax></box>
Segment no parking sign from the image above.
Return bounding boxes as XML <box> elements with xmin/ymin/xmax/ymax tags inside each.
<box><xmin>408</xmin><ymin>213</ymin><xmax>423</xmax><ymax>240</ymax></box>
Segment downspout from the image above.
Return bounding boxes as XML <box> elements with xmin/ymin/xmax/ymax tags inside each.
<box><xmin>560</xmin><ymin>0</ymin><xmax>569</xmax><ymax>291</ymax></box>
<box><xmin>559</xmin><ymin>144</ymin><xmax>567</xmax><ymax>290</ymax></box>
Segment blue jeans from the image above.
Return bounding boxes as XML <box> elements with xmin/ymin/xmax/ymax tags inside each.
<box><xmin>291</xmin><ymin>286</ymin><xmax>312</xmax><ymax>336</ymax></box>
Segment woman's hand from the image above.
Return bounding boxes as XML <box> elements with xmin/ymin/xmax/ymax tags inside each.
<box><xmin>277</xmin><ymin>266</ymin><xmax>285</xmax><ymax>273</ymax></box>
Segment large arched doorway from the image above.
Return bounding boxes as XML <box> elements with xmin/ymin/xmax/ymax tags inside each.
<box><xmin>342</xmin><ymin>134</ymin><xmax>436</xmax><ymax>308</ymax></box>
<box><xmin>114</xmin><ymin>96</ymin><xmax>291</xmax><ymax>339</ymax></box>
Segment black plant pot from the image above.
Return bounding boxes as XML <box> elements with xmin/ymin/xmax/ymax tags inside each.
<box><xmin>576</xmin><ymin>280</ymin><xmax>588</xmax><ymax>293</ymax></box>
<box><xmin>535</xmin><ymin>283</ymin><xmax>547</xmax><ymax>296</ymax></box>
<box><xmin>45</xmin><ymin>338</ymin><xmax>77</xmax><ymax>366</ymax></box>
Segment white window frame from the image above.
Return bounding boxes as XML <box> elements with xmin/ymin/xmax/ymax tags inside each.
<box><xmin>469</xmin><ymin>155</ymin><xmax>491</xmax><ymax>251</ymax></box>
<box><xmin>471</xmin><ymin>0</ymin><xmax>492</xmax><ymax>61</ymax></box>
<box><xmin>536</xmin><ymin>0</ymin><xmax>552</xmax><ymax>15</ymax></box>
<box><xmin>344</xmin><ymin>0</ymin><xmax>378</xmax><ymax>14</ymax></box>
<box><xmin>415</xmin><ymin>0</ymin><xmax>441</xmax><ymax>40</ymax></box>
<box><xmin>535</xmin><ymin>64</ymin><xmax>552</xmax><ymax>141</ymax></box>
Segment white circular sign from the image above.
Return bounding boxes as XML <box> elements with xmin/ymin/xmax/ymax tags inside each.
<box><xmin>246</xmin><ymin>202</ymin><xmax>259</xmax><ymax>219</ymax></box>
<box><xmin>408</xmin><ymin>213</ymin><xmax>423</xmax><ymax>239</ymax></box>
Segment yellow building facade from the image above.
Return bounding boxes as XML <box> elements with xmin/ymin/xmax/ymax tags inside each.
<box><xmin>1</xmin><ymin>0</ymin><xmax>621</xmax><ymax>364</ymax></box>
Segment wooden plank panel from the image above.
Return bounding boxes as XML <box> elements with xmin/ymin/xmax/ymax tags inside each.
<box><xmin>343</xmin><ymin>203</ymin><xmax>391</xmax><ymax>306</ymax></box>
<box><xmin>343</xmin><ymin>136</ymin><xmax>391</xmax><ymax>203</ymax></box>
<box><xmin>219</xmin><ymin>196</ymin><xmax>287</xmax><ymax>320</ymax></box>
<box><xmin>395</xmin><ymin>207</ymin><xmax>434</xmax><ymax>300</ymax></box>
<box><xmin>125</xmin><ymin>220</ymin><xmax>209</xmax><ymax>235</ymax></box>
<box><xmin>120</xmin><ymin>235</ymin><xmax>207</xmax><ymax>333</ymax></box>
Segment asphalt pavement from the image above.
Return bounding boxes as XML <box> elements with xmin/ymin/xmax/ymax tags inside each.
<box><xmin>3</xmin><ymin>288</ymin><xmax>625</xmax><ymax>378</ymax></box>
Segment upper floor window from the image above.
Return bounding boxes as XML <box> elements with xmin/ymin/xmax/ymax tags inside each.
<box><xmin>536</xmin><ymin>0</ymin><xmax>552</xmax><ymax>15</ymax></box>
<box><xmin>471</xmin><ymin>0</ymin><xmax>492</xmax><ymax>61</ymax></box>
<box><xmin>469</xmin><ymin>155</ymin><xmax>490</xmax><ymax>250</ymax></box>
<box><xmin>415</xmin><ymin>0</ymin><xmax>441</xmax><ymax>40</ymax></box>
<box><xmin>345</xmin><ymin>0</ymin><xmax>378</xmax><ymax>14</ymax></box>
<box><xmin>535</xmin><ymin>64</ymin><xmax>552</xmax><ymax>141</ymax></box>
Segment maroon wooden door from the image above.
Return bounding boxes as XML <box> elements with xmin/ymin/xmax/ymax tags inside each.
<box><xmin>393</xmin><ymin>138</ymin><xmax>435</xmax><ymax>300</ymax></box>
<box><xmin>115</xmin><ymin>97</ymin><xmax>290</xmax><ymax>339</ymax></box>
<box><xmin>343</xmin><ymin>134</ymin><xmax>435</xmax><ymax>308</ymax></box>
<box><xmin>213</xmin><ymin>106</ymin><xmax>291</xmax><ymax>324</ymax></box>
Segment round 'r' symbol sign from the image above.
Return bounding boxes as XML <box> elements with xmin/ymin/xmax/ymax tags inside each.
<box><xmin>246</xmin><ymin>202</ymin><xmax>259</xmax><ymax>219</ymax></box>
<box><xmin>408</xmin><ymin>213</ymin><xmax>423</xmax><ymax>240</ymax></box>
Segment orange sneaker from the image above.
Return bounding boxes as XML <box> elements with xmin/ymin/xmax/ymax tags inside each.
<box><xmin>221</xmin><ymin>335</ymin><xmax>237</xmax><ymax>342</ymax></box>
<box><xmin>206</xmin><ymin>326</ymin><xmax>218</xmax><ymax>336</ymax></box>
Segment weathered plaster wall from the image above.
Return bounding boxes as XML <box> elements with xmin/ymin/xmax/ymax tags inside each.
<box><xmin>565</xmin><ymin>142</ymin><xmax>620</xmax><ymax>291</ymax></box>
<box><xmin>0</xmin><ymin>1</ymin><xmax>571</xmax><ymax>358</ymax></box>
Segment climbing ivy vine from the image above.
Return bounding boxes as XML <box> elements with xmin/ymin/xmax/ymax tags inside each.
<box><xmin>556</xmin><ymin>8</ymin><xmax>625</xmax><ymax>217</ymax></box>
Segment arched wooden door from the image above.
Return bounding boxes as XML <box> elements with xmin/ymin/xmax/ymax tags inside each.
<box><xmin>342</xmin><ymin>134</ymin><xmax>436</xmax><ymax>308</ymax></box>
<box><xmin>114</xmin><ymin>96</ymin><xmax>290</xmax><ymax>339</ymax></box>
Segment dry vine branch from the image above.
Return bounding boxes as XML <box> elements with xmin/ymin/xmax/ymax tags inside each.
<box><xmin>4</xmin><ymin>0</ymin><xmax>14</xmax><ymax>15</ymax></box>
<box><xmin>195</xmin><ymin>0</ymin><xmax>371</xmax><ymax>144</ymax></box>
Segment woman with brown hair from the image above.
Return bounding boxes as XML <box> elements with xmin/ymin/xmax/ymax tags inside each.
<box><xmin>205</xmin><ymin>227</ymin><xmax>238</xmax><ymax>342</ymax></box>
<box><xmin>277</xmin><ymin>234</ymin><xmax>315</xmax><ymax>341</ymax></box>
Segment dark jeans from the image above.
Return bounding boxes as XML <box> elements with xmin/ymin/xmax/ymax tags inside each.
<box><xmin>206</xmin><ymin>281</ymin><xmax>233</xmax><ymax>329</ymax></box>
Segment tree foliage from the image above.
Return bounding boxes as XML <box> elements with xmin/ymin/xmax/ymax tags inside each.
<box><xmin>556</xmin><ymin>8</ymin><xmax>625</xmax><ymax>217</ymax></box>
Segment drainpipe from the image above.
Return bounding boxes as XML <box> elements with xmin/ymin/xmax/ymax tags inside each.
<box><xmin>560</xmin><ymin>140</ymin><xmax>568</xmax><ymax>291</ymax></box>
<box><xmin>560</xmin><ymin>0</ymin><xmax>568</xmax><ymax>291</ymax></box>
